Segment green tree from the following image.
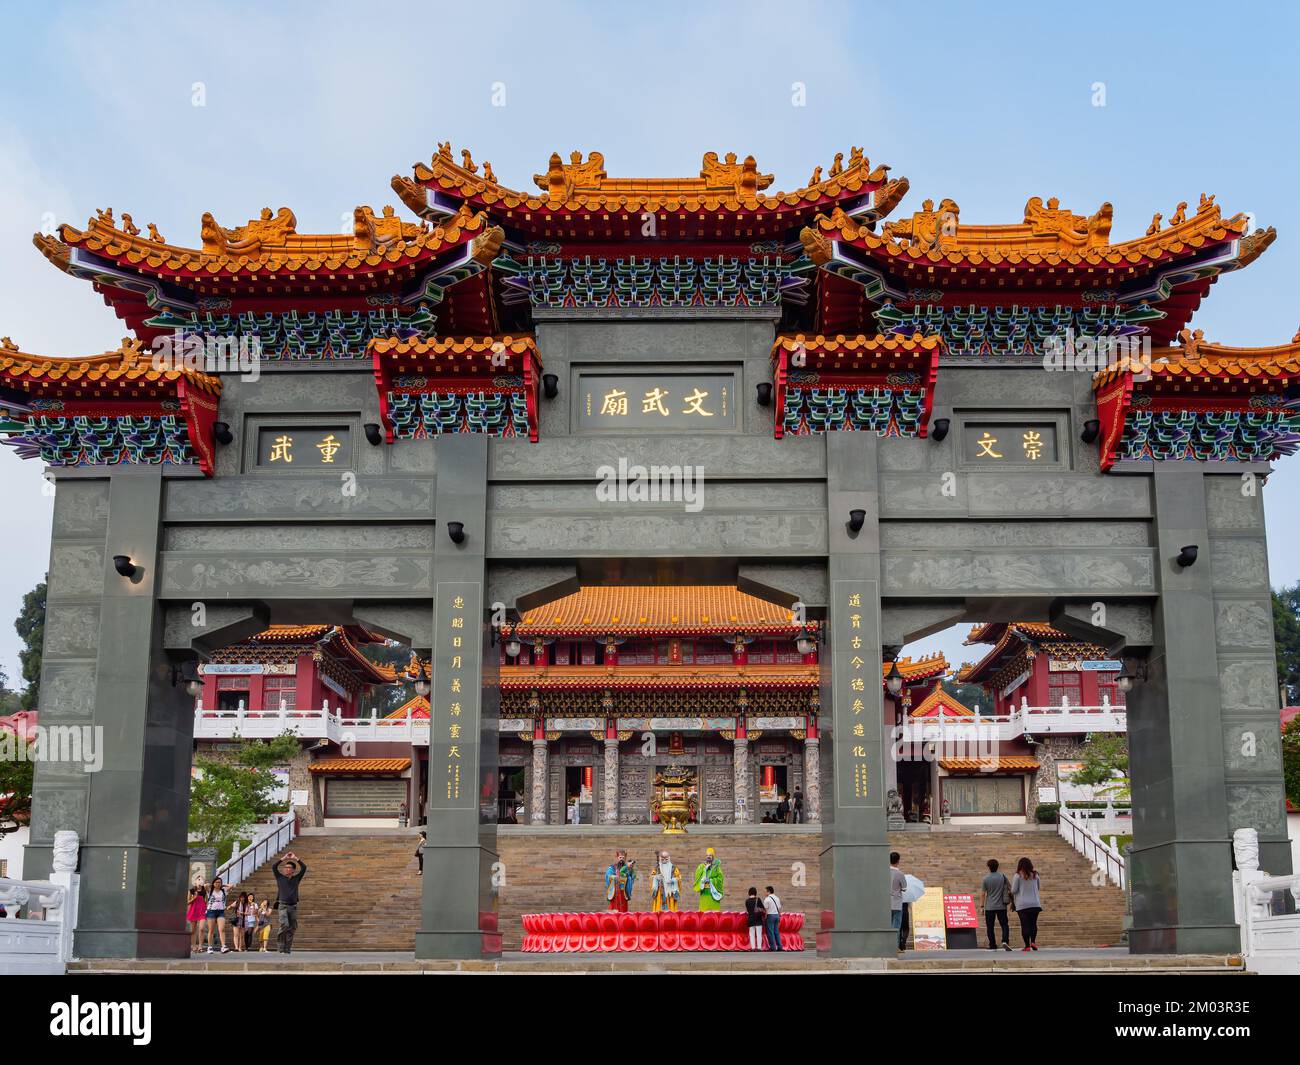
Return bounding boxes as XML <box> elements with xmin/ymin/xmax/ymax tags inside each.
<box><xmin>941</xmin><ymin>679</ymin><xmax>987</xmax><ymax>713</ymax></box>
<box><xmin>188</xmin><ymin>733</ymin><xmax>300</xmax><ymax>863</ymax></box>
<box><xmin>0</xmin><ymin>732</ymin><xmax>33</xmax><ymax>837</ymax></box>
<box><xmin>359</xmin><ymin>640</ymin><xmax>416</xmax><ymax>716</ymax></box>
<box><xmin>0</xmin><ymin>664</ymin><xmax>21</xmax><ymax>715</ymax></box>
<box><xmin>1070</xmin><ymin>733</ymin><xmax>1130</xmax><ymax>803</ymax></box>
<box><xmin>1283</xmin><ymin>716</ymin><xmax>1300</xmax><ymax>814</ymax></box>
<box><xmin>15</xmin><ymin>578</ymin><xmax>47</xmax><ymax>711</ymax></box>
<box><xmin>1273</xmin><ymin>584</ymin><xmax>1300</xmax><ymax>704</ymax></box>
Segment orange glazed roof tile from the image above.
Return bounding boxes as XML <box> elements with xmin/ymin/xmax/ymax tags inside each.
<box><xmin>370</xmin><ymin>333</ymin><xmax>539</xmax><ymax>370</ymax></box>
<box><xmin>308</xmin><ymin>757</ymin><xmax>410</xmax><ymax>774</ymax></box>
<box><xmin>771</xmin><ymin>332</ymin><xmax>943</xmax><ymax>364</ymax></box>
<box><xmin>964</xmin><ymin>622</ymin><xmax>1070</xmax><ymax>646</ymax></box>
<box><xmin>0</xmin><ymin>336</ymin><xmax>220</xmax><ymax>398</ymax></box>
<box><xmin>37</xmin><ymin>203</ymin><xmax>501</xmax><ymax>280</ymax></box>
<box><xmin>397</xmin><ymin>144</ymin><xmax>897</xmax><ymax>217</ymax></box>
<box><xmin>500</xmin><ymin>663</ymin><xmax>819</xmax><ymax>691</ymax></box>
<box><xmin>910</xmin><ymin>688</ymin><xmax>975</xmax><ymax>718</ymax></box>
<box><xmin>939</xmin><ymin>756</ymin><xmax>1039</xmax><ymax>772</ymax></box>
<box><xmin>383</xmin><ymin>695</ymin><xmax>429</xmax><ymax>721</ymax></box>
<box><xmin>1092</xmin><ymin>328</ymin><xmax>1300</xmax><ymax>389</ymax></box>
<box><xmin>515</xmin><ymin>585</ymin><xmax>808</xmax><ymax>637</ymax></box>
<box><xmin>889</xmin><ymin>654</ymin><xmax>950</xmax><ymax>682</ymax></box>
<box><xmin>803</xmin><ymin>192</ymin><xmax>1258</xmax><ymax>271</ymax></box>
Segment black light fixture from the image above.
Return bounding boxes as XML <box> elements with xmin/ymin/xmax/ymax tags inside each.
<box><xmin>212</xmin><ymin>421</ymin><xmax>234</xmax><ymax>446</ymax></box>
<box><xmin>446</xmin><ymin>521</ymin><xmax>466</xmax><ymax>545</ymax></box>
<box><xmin>505</xmin><ymin>626</ymin><xmax>522</xmax><ymax>659</ymax></box>
<box><xmin>1115</xmin><ymin>660</ymin><xmax>1147</xmax><ymax>694</ymax></box>
<box><xmin>848</xmin><ymin>508</ymin><xmax>866</xmax><ymax>533</ymax></box>
<box><xmin>1176</xmin><ymin>544</ymin><xmax>1198</xmax><ymax>568</ymax></box>
<box><xmin>756</xmin><ymin>382</ymin><xmax>773</xmax><ymax>407</ymax></box>
<box><xmin>884</xmin><ymin>659</ymin><xmax>904</xmax><ymax>697</ymax></box>
<box><xmin>170</xmin><ymin>660</ymin><xmax>204</xmax><ymax>698</ymax></box>
<box><xmin>414</xmin><ymin>676</ymin><xmax>430</xmax><ymax>697</ymax></box>
<box><xmin>929</xmin><ymin>417</ymin><xmax>950</xmax><ymax>442</ymax></box>
<box><xmin>795</xmin><ymin>627</ymin><xmax>818</xmax><ymax>656</ymax></box>
<box><xmin>542</xmin><ymin>373</ymin><xmax>559</xmax><ymax>400</ymax></box>
<box><xmin>364</xmin><ymin>423</ymin><xmax>384</xmax><ymax>446</ymax></box>
<box><xmin>112</xmin><ymin>554</ymin><xmax>137</xmax><ymax>578</ymax></box>
<box><xmin>1080</xmin><ymin>419</ymin><xmax>1101</xmax><ymax>445</ymax></box>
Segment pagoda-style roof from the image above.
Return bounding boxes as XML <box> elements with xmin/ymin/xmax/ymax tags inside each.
<box><xmin>957</xmin><ymin>622</ymin><xmax>1107</xmax><ymax>685</ymax></box>
<box><xmin>394</xmin><ymin>144</ymin><xmax>901</xmax><ymax>241</ymax></box>
<box><xmin>1093</xmin><ymin>328</ymin><xmax>1300</xmax><ymax>471</ymax></box>
<box><xmin>891</xmin><ymin>653</ymin><xmax>950</xmax><ymax>685</ymax></box>
<box><xmin>370</xmin><ymin>334</ymin><xmax>541</xmax><ymax>444</ymax></box>
<box><xmin>208</xmin><ymin>624</ymin><xmax>399</xmax><ymax>686</ymax></box>
<box><xmin>0</xmin><ymin>337</ymin><xmax>222</xmax><ymax>476</ymax></box>
<box><xmin>801</xmin><ymin>193</ymin><xmax>1269</xmax><ymax>344</ymax></box>
<box><xmin>514</xmin><ymin>584</ymin><xmax>808</xmax><ymax>638</ymax></box>
<box><xmin>910</xmin><ymin>687</ymin><xmax>975</xmax><ymax>718</ymax></box>
<box><xmin>34</xmin><ymin>204</ymin><xmax>506</xmax><ymax>341</ymax></box>
<box><xmin>500</xmin><ymin>663</ymin><xmax>819</xmax><ymax>691</ymax></box>
<box><xmin>383</xmin><ymin>694</ymin><xmax>430</xmax><ymax>721</ymax></box>
<box><xmin>0</xmin><ymin>336</ymin><xmax>219</xmax><ymax>399</ymax></box>
<box><xmin>939</xmin><ymin>755</ymin><xmax>1039</xmax><ymax>773</ymax></box>
<box><xmin>771</xmin><ymin>332</ymin><xmax>942</xmax><ymax>439</ymax></box>
<box><xmin>307</xmin><ymin>757</ymin><xmax>410</xmax><ymax>774</ymax></box>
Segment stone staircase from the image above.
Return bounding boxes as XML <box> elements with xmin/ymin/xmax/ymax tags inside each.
<box><xmin>233</xmin><ymin>827</ymin><xmax>1126</xmax><ymax>952</ymax></box>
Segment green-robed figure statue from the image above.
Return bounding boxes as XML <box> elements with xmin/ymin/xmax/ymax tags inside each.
<box><xmin>693</xmin><ymin>847</ymin><xmax>725</xmax><ymax>910</ymax></box>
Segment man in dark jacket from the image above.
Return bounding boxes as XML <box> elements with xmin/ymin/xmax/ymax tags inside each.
<box><xmin>271</xmin><ymin>851</ymin><xmax>308</xmax><ymax>954</ymax></box>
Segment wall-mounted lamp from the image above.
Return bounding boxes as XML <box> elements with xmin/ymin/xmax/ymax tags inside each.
<box><xmin>1080</xmin><ymin>419</ymin><xmax>1101</xmax><ymax>445</ymax></box>
<box><xmin>170</xmin><ymin>660</ymin><xmax>204</xmax><ymax>698</ymax></box>
<box><xmin>414</xmin><ymin>677</ymin><xmax>430</xmax><ymax>697</ymax></box>
<box><xmin>364</xmin><ymin>423</ymin><xmax>384</xmax><ymax>446</ymax></box>
<box><xmin>884</xmin><ymin>659</ymin><xmax>904</xmax><ymax>696</ymax></box>
<box><xmin>1115</xmin><ymin>660</ymin><xmax>1147</xmax><ymax>694</ymax></box>
<box><xmin>542</xmin><ymin>373</ymin><xmax>559</xmax><ymax>400</ymax></box>
<box><xmin>795</xmin><ymin>627</ymin><xmax>819</xmax><ymax>656</ymax></box>
<box><xmin>1176</xmin><ymin>544</ymin><xmax>1199</xmax><ymax>568</ymax></box>
<box><xmin>505</xmin><ymin>626</ymin><xmax>522</xmax><ymax>659</ymax></box>
<box><xmin>212</xmin><ymin>422</ymin><xmax>234</xmax><ymax>446</ymax></box>
<box><xmin>756</xmin><ymin>382</ymin><xmax>773</xmax><ymax>407</ymax></box>
<box><xmin>112</xmin><ymin>554</ymin><xmax>137</xmax><ymax>578</ymax></box>
<box><xmin>929</xmin><ymin>417</ymin><xmax>950</xmax><ymax>442</ymax></box>
<box><xmin>848</xmin><ymin>508</ymin><xmax>866</xmax><ymax>533</ymax></box>
<box><xmin>446</xmin><ymin>521</ymin><xmax>466</xmax><ymax>545</ymax></box>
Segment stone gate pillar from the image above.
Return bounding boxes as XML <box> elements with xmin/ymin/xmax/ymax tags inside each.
<box><xmin>602</xmin><ymin>728</ymin><xmax>620</xmax><ymax>824</ymax></box>
<box><xmin>416</xmin><ymin>435</ymin><xmax>500</xmax><ymax>959</ymax></box>
<box><xmin>530</xmin><ymin>730</ymin><xmax>549</xmax><ymax>825</ymax></box>
<box><xmin>732</xmin><ymin>729</ymin><xmax>750</xmax><ymax>823</ymax></box>
<box><xmin>803</xmin><ymin>722</ymin><xmax>821</xmax><ymax>824</ymax></box>
<box><xmin>1128</xmin><ymin>465</ymin><xmax>1238</xmax><ymax>953</ymax></box>
<box><xmin>819</xmin><ymin>432</ymin><xmax>895</xmax><ymax>956</ymax></box>
<box><xmin>27</xmin><ymin>470</ymin><xmax>195</xmax><ymax>958</ymax></box>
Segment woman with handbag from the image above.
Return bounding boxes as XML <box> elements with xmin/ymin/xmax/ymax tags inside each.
<box><xmin>744</xmin><ymin>887</ymin><xmax>765</xmax><ymax>950</ymax></box>
<box><xmin>1011</xmin><ymin>856</ymin><xmax>1043</xmax><ymax>951</ymax></box>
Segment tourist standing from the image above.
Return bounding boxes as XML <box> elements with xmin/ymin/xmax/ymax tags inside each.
<box><xmin>187</xmin><ymin>885</ymin><xmax>207</xmax><ymax>953</ymax></box>
<box><xmin>889</xmin><ymin>852</ymin><xmax>906</xmax><ymax>946</ymax></box>
<box><xmin>776</xmin><ymin>792</ymin><xmax>791</xmax><ymax>824</ymax></box>
<box><xmin>981</xmin><ymin>858</ymin><xmax>1012</xmax><ymax>951</ymax></box>
<box><xmin>762</xmin><ymin>885</ymin><xmax>783</xmax><ymax>950</ymax></box>
<box><xmin>792</xmin><ymin>787</ymin><xmax>804</xmax><ymax>824</ymax></box>
<box><xmin>257</xmin><ymin>898</ymin><xmax>273</xmax><ymax>951</ymax></box>
<box><xmin>205</xmin><ymin>877</ymin><xmax>230</xmax><ymax>954</ymax></box>
<box><xmin>271</xmin><ymin>852</ymin><xmax>308</xmax><ymax>954</ymax></box>
<box><xmin>1011</xmin><ymin>856</ymin><xmax>1042</xmax><ymax>951</ymax></box>
<box><xmin>231</xmin><ymin>891</ymin><xmax>250</xmax><ymax>951</ymax></box>
<box><xmin>415</xmin><ymin>831</ymin><xmax>426</xmax><ymax>876</ymax></box>
<box><xmin>745</xmin><ymin>887</ymin><xmax>764</xmax><ymax>950</ymax></box>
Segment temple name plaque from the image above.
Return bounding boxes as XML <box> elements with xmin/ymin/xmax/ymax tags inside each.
<box><xmin>575</xmin><ymin>371</ymin><xmax>738</xmax><ymax>432</ymax></box>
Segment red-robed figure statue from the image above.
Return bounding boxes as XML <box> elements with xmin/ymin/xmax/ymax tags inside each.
<box><xmin>604</xmin><ymin>849</ymin><xmax>637</xmax><ymax>911</ymax></box>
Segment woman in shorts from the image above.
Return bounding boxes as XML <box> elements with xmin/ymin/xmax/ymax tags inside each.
<box><xmin>205</xmin><ymin>877</ymin><xmax>231</xmax><ymax>954</ymax></box>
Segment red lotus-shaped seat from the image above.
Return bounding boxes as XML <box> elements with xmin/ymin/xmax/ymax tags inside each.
<box><xmin>698</xmin><ymin>910</ymin><xmax>722</xmax><ymax>951</ymax></box>
<box><xmin>677</xmin><ymin>911</ymin><xmax>701</xmax><ymax>951</ymax></box>
<box><xmin>659</xmin><ymin>909</ymin><xmax>682</xmax><ymax>951</ymax></box>
<box><xmin>635</xmin><ymin>911</ymin><xmax>659</xmax><ymax>951</ymax></box>
<box><xmin>616</xmin><ymin>911</ymin><xmax>639</xmax><ymax>952</ymax></box>
<box><xmin>718</xmin><ymin>911</ymin><xmax>746</xmax><ymax>951</ymax></box>
<box><xmin>597</xmin><ymin>911</ymin><xmax>620</xmax><ymax>951</ymax></box>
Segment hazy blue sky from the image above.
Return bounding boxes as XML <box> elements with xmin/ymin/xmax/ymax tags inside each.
<box><xmin>0</xmin><ymin>0</ymin><xmax>1297</xmax><ymax>685</ymax></box>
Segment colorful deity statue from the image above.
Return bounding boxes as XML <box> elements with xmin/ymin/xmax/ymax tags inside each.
<box><xmin>604</xmin><ymin>849</ymin><xmax>636</xmax><ymax>912</ymax></box>
<box><xmin>693</xmin><ymin>847</ymin><xmax>725</xmax><ymax>910</ymax></box>
<box><xmin>650</xmin><ymin>851</ymin><xmax>681</xmax><ymax>912</ymax></box>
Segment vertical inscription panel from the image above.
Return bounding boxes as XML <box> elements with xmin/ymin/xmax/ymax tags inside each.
<box><xmin>431</xmin><ymin>580</ymin><xmax>483</xmax><ymax>812</ymax></box>
<box><xmin>831</xmin><ymin>578</ymin><xmax>883</xmax><ymax>810</ymax></box>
